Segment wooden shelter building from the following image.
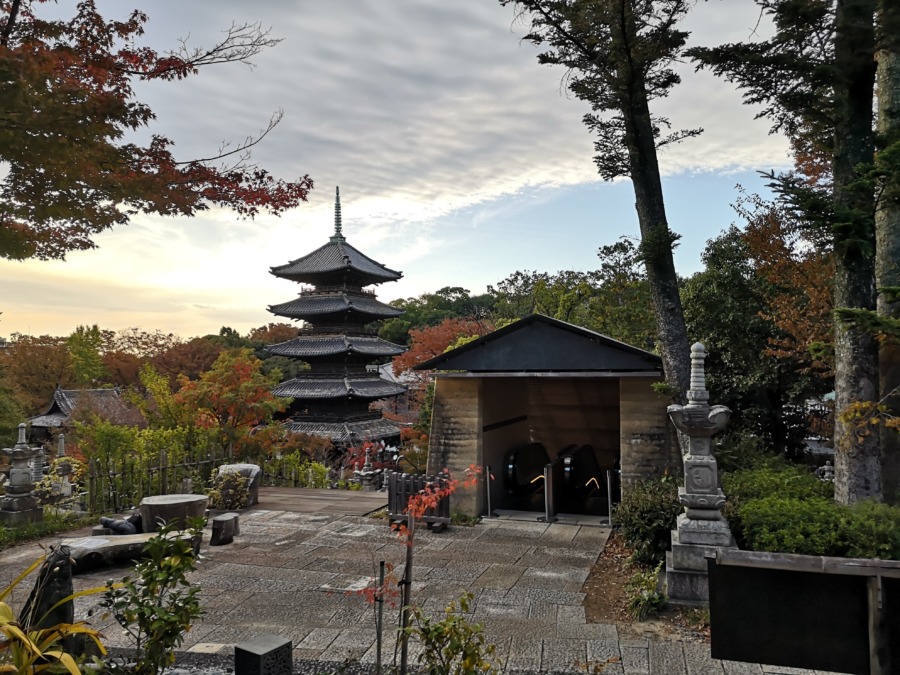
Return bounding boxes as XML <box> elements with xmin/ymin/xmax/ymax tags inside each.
<box><xmin>415</xmin><ymin>315</ymin><xmax>675</xmax><ymax>517</ymax></box>
<box><xmin>266</xmin><ymin>187</ymin><xmax>407</xmax><ymax>446</ymax></box>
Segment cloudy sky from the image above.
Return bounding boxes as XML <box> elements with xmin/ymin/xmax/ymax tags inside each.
<box><xmin>1</xmin><ymin>1</ymin><xmax>790</xmax><ymax>339</ymax></box>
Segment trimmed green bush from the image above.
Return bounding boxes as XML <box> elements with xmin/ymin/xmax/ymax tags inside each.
<box><xmin>738</xmin><ymin>497</ymin><xmax>845</xmax><ymax>556</ymax></box>
<box><xmin>722</xmin><ymin>464</ymin><xmax>833</xmax><ymax>503</ymax></box>
<box><xmin>843</xmin><ymin>501</ymin><xmax>900</xmax><ymax>560</ymax></box>
<box><xmin>615</xmin><ymin>476</ymin><xmax>681</xmax><ymax>566</ymax></box>
<box><xmin>723</xmin><ymin>461</ymin><xmax>900</xmax><ymax>560</ymax></box>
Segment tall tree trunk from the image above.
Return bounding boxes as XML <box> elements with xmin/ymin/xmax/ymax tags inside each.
<box><xmin>612</xmin><ymin>1</ymin><xmax>691</xmax><ymax>403</ymax></box>
<box><xmin>833</xmin><ymin>0</ymin><xmax>881</xmax><ymax>504</ymax></box>
<box><xmin>876</xmin><ymin>0</ymin><xmax>900</xmax><ymax>503</ymax></box>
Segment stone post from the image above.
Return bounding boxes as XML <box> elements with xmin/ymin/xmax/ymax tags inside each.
<box><xmin>0</xmin><ymin>423</ymin><xmax>44</xmax><ymax>526</ymax></box>
<box><xmin>30</xmin><ymin>443</ymin><xmax>45</xmax><ymax>484</ymax></box>
<box><xmin>665</xmin><ymin>343</ymin><xmax>735</xmax><ymax>604</ymax></box>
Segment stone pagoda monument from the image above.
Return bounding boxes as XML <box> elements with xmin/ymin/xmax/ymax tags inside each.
<box><xmin>266</xmin><ymin>187</ymin><xmax>407</xmax><ymax>447</ymax></box>
<box><xmin>666</xmin><ymin>343</ymin><xmax>735</xmax><ymax>604</ymax></box>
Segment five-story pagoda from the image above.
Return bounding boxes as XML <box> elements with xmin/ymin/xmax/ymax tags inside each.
<box><xmin>266</xmin><ymin>187</ymin><xmax>407</xmax><ymax>446</ymax></box>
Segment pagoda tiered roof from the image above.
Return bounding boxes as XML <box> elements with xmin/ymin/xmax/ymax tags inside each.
<box><xmin>267</xmin><ymin>335</ymin><xmax>405</xmax><ymax>359</ymax></box>
<box><xmin>284</xmin><ymin>418</ymin><xmax>402</xmax><ymax>444</ymax></box>
<box><xmin>271</xmin><ymin>188</ymin><xmax>401</xmax><ymax>286</ymax></box>
<box><xmin>268</xmin><ymin>292</ymin><xmax>403</xmax><ymax>321</ymax></box>
<box><xmin>273</xmin><ymin>375</ymin><xmax>407</xmax><ymax>400</ymax></box>
<box><xmin>271</xmin><ymin>242</ymin><xmax>402</xmax><ymax>285</ymax></box>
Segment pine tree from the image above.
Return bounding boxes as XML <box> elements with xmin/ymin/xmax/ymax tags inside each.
<box><xmin>500</xmin><ymin>0</ymin><xmax>696</xmax><ymax>400</ymax></box>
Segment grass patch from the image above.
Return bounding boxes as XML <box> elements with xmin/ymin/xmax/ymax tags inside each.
<box><xmin>0</xmin><ymin>509</ymin><xmax>93</xmax><ymax>551</ymax></box>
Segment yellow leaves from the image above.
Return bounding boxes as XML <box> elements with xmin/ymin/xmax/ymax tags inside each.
<box><xmin>837</xmin><ymin>396</ymin><xmax>899</xmax><ymax>442</ymax></box>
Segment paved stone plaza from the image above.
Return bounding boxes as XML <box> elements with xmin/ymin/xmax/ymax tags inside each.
<box><xmin>0</xmin><ymin>507</ymin><xmax>850</xmax><ymax>674</ymax></box>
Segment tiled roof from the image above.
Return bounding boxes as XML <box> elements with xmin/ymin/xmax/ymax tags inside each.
<box><xmin>272</xmin><ymin>376</ymin><xmax>406</xmax><ymax>400</ymax></box>
<box><xmin>284</xmin><ymin>418</ymin><xmax>402</xmax><ymax>444</ymax></box>
<box><xmin>271</xmin><ymin>241</ymin><xmax>402</xmax><ymax>284</ymax></box>
<box><xmin>29</xmin><ymin>388</ymin><xmax>144</xmax><ymax>428</ymax></box>
<box><xmin>266</xmin><ymin>335</ymin><xmax>405</xmax><ymax>358</ymax></box>
<box><xmin>268</xmin><ymin>293</ymin><xmax>402</xmax><ymax>320</ymax></box>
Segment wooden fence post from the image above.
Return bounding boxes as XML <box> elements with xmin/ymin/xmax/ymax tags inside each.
<box><xmin>88</xmin><ymin>458</ymin><xmax>96</xmax><ymax>513</ymax></box>
<box><xmin>160</xmin><ymin>449</ymin><xmax>168</xmax><ymax>495</ymax></box>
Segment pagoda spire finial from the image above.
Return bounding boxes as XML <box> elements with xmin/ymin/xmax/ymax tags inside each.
<box><xmin>330</xmin><ymin>186</ymin><xmax>346</xmax><ymax>243</ymax></box>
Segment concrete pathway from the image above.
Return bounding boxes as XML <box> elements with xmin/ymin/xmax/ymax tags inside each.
<box><xmin>1</xmin><ymin>508</ymin><xmax>850</xmax><ymax>674</ymax></box>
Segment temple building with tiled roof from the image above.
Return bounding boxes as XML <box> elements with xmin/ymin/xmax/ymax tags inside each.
<box><xmin>266</xmin><ymin>187</ymin><xmax>406</xmax><ymax>446</ymax></box>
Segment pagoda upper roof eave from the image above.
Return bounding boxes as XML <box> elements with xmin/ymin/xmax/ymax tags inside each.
<box><xmin>271</xmin><ymin>240</ymin><xmax>402</xmax><ymax>285</ymax></box>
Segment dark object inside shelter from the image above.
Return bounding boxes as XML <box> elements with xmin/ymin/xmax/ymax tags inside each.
<box><xmin>266</xmin><ymin>187</ymin><xmax>406</xmax><ymax>447</ymax></box>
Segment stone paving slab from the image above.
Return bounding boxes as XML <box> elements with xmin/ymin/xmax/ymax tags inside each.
<box><xmin>0</xmin><ymin>507</ymin><xmax>854</xmax><ymax>675</ymax></box>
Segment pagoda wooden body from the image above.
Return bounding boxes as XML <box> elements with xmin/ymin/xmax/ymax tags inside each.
<box><xmin>267</xmin><ymin>187</ymin><xmax>406</xmax><ymax>446</ymax></box>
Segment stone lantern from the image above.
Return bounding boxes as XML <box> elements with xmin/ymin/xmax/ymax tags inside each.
<box><xmin>665</xmin><ymin>343</ymin><xmax>735</xmax><ymax>603</ymax></box>
<box><xmin>0</xmin><ymin>423</ymin><xmax>44</xmax><ymax>526</ymax></box>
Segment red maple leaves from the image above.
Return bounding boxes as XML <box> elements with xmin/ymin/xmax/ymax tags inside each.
<box><xmin>0</xmin><ymin>1</ymin><xmax>312</xmax><ymax>260</ymax></box>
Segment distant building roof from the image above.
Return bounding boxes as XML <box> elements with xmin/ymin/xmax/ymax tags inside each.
<box><xmin>415</xmin><ymin>314</ymin><xmax>663</xmax><ymax>373</ymax></box>
<box><xmin>284</xmin><ymin>417</ymin><xmax>401</xmax><ymax>444</ymax></box>
<box><xmin>28</xmin><ymin>387</ymin><xmax>144</xmax><ymax>429</ymax></box>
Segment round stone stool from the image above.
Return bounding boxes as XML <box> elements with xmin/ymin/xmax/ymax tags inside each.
<box><xmin>139</xmin><ymin>493</ymin><xmax>208</xmax><ymax>532</ymax></box>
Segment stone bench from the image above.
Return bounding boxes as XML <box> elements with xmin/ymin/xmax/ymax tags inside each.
<box><xmin>210</xmin><ymin>512</ymin><xmax>240</xmax><ymax>546</ymax></box>
<box><xmin>62</xmin><ymin>531</ymin><xmax>196</xmax><ymax>573</ymax></box>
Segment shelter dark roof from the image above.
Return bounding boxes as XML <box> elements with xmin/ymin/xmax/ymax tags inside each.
<box><xmin>273</xmin><ymin>376</ymin><xmax>407</xmax><ymax>400</ymax></box>
<box><xmin>28</xmin><ymin>388</ymin><xmax>144</xmax><ymax>429</ymax></box>
<box><xmin>268</xmin><ymin>293</ymin><xmax>402</xmax><ymax>320</ymax></box>
<box><xmin>271</xmin><ymin>242</ymin><xmax>401</xmax><ymax>285</ymax></box>
<box><xmin>285</xmin><ymin>418</ymin><xmax>401</xmax><ymax>444</ymax></box>
<box><xmin>414</xmin><ymin>314</ymin><xmax>663</xmax><ymax>373</ymax></box>
<box><xmin>267</xmin><ymin>335</ymin><xmax>405</xmax><ymax>359</ymax></box>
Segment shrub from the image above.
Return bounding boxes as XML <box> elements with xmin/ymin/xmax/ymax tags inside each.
<box><xmin>723</xmin><ymin>464</ymin><xmax>833</xmax><ymax>503</ymax></box>
<box><xmin>206</xmin><ymin>469</ymin><xmax>250</xmax><ymax>510</ymax></box>
<box><xmin>843</xmin><ymin>500</ymin><xmax>900</xmax><ymax>560</ymax></box>
<box><xmin>1</xmin><ymin>553</ymin><xmax>107</xmax><ymax>674</ymax></box>
<box><xmin>98</xmin><ymin>519</ymin><xmax>205</xmax><ymax>675</ymax></box>
<box><xmin>625</xmin><ymin>563</ymin><xmax>667</xmax><ymax>621</ymax></box>
<box><xmin>407</xmin><ymin>591</ymin><xmax>499</xmax><ymax>674</ymax></box>
<box><xmin>614</xmin><ymin>476</ymin><xmax>680</xmax><ymax>566</ymax></box>
<box><xmin>737</xmin><ymin>497</ymin><xmax>845</xmax><ymax>556</ymax></box>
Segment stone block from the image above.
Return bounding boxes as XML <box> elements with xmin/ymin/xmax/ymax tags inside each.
<box><xmin>139</xmin><ymin>493</ymin><xmax>208</xmax><ymax>533</ymax></box>
<box><xmin>669</xmin><ymin>531</ymin><xmax>726</xmax><ymax>572</ymax></box>
<box><xmin>91</xmin><ymin>526</ymin><xmax>113</xmax><ymax>537</ymax></box>
<box><xmin>234</xmin><ymin>633</ymin><xmax>292</xmax><ymax>675</ymax></box>
<box><xmin>210</xmin><ymin>512</ymin><xmax>239</xmax><ymax>546</ymax></box>
<box><xmin>676</xmin><ymin>512</ymin><xmax>733</xmax><ymax>547</ymax></box>
<box><xmin>0</xmin><ymin>508</ymin><xmax>42</xmax><ymax>526</ymax></box>
<box><xmin>665</xmin><ymin>552</ymin><xmax>710</xmax><ymax>605</ymax></box>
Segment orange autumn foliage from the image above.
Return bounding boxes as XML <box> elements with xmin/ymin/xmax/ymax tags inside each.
<box><xmin>742</xmin><ymin>205</ymin><xmax>834</xmax><ymax>378</ymax></box>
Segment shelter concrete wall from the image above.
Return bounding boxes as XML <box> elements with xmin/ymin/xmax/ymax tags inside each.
<box><xmin>427</xmin><ymin>377</ymin><xmax>482</xmax><ymax>515</ymax></box>
<box><xmin>619</xmin><ymin>377</ymin><xmax>674</xmax><ymax>488</ymax></box>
